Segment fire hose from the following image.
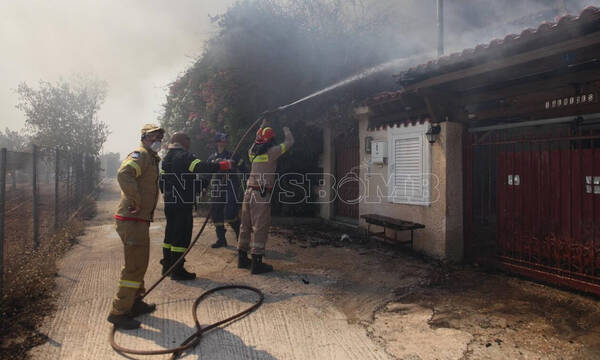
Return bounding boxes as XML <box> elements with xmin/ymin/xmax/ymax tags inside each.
<box><xmin>110</xmin><ymin>114</ymin><xmax>276</xmax><ymax>359</ymax></box>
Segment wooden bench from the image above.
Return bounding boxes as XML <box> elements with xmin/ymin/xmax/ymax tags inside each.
<box><xmin>360</xmin><ymin>214</ymin><xmax>425</xmax><ymax>248</ymax></box>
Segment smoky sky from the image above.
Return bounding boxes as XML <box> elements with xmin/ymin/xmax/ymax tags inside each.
<box><xmin>0</xmin><ymin>0</ymin><xmax>233</xmax><ymax>157</ymax></box>
<box><xmin>1</xmin><ymin>0</ymin><xmax>599</xmax><ymax>157</ymax></box>
<box><xmin>443</xmin><ymin>0</ymin><xmax>600</xmax><ymax>53</ymax></box>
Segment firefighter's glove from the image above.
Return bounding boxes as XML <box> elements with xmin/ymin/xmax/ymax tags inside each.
<box><xmin>218</xmin><ymin>160</ymin><xmax>235</xmax><ymax>171</ymax></box>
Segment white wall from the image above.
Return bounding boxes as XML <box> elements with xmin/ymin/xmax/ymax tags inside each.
<box><xmin>318</xmin><ymin>108</ymin><xmax>464</xmax><ymax>261</ymax></box>
<box><xmin>356</xmin><ymin>109</ymin><xmax>464</xmax><ymax>261</ymax></box>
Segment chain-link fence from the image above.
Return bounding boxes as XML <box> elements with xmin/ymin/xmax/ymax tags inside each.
<box><xmin>0</xmin><ymin>146</ymin><xmax>102</xmax><ymax>296</ymax></box>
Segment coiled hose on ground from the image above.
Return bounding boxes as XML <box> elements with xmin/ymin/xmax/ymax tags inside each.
<box><xmin>110</xmin><ymin>116</ymin><xmax>269</xmax><ymax>359</ymax></box>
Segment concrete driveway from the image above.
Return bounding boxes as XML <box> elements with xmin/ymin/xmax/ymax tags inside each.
<box><xmin>30</xmin><ymin>180</ymin><xmax>389</xmax><ymax>359</ymax></box>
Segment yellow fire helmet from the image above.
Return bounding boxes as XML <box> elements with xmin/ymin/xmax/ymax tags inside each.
<box><xmin>141</xmin><ymin>124</ymin><xmax>165</xmax><ymax>136</ymax></box>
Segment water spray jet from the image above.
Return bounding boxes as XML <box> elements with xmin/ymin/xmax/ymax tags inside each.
<box><xmin>266</xmin><ymin>54</ymin><xmax>433</xmax><ymax>116</ymax></box>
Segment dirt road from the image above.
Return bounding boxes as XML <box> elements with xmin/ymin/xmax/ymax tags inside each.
<box><xmin>30</xmin><ymin>180</ymin><xmax>600</xmax><ymax>359</ymax></box>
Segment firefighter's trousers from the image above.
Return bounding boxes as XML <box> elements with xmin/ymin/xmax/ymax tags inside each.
<box><xmin>163</xmin><ymin>206</ymin><xmax>193</xmax><ymax>260</ymax></box>
<box><xmin>111</xmin><ymin>219</ymin><xmax>150</xmax><ymax>315</ymax></box>
<box><xmin>211</xmin><ymin>194</ymin><xmax>240</xmax><ymax>242</ymax></box>
<box><xmin>238</xmin><ymin>189</ymin><xmax>271</xmax><ymax>255</ymax></box>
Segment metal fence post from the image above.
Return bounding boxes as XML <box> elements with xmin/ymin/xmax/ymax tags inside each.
<box><xmin>77</xmin><ymin>154</ymin><xmax>82</xmax><ymax>205</ymax></box>
<box><xmin>54</xmin><ymin>147</ymin><xmax>59</xmax><ymax>230</ymax></box>
<box><xmin>0</xmin><ymin>148</ymin><xmax>7</xmax><ymax>296</ymax></box>
<box><xmin>68</xmin><ymin>154</ymin><xmax>72</xmax><ymax>213</ymax></box>
<box><xmin>84</xmin><ymin>155</ymin><xmax>89</xmax><ymax>195</ymax></box>
<box><xmin>66</xmin><ymin>155</ymin><xmax>71</xmax><ymax>217</ymax></box>
<box><xmin>90</xmin><ymin>155</ymin><xmax>94</xmax><ymax>192</ymax></box>
<box><xmin>32</xmin><ymin>144</ymin><xmax>39</xmax><ymax>250</ymax></box>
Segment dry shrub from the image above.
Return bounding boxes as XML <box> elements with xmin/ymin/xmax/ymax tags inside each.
<box><xmin>0</xmin><ymin>198</ymin><xmax>96</xmax><ymax>359</ymax></box>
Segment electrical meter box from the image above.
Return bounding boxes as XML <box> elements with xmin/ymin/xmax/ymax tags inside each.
<box><xmin>371</xmin><ymin>141</ymin><xmax>387</xmax><ymax>164</ymax></box>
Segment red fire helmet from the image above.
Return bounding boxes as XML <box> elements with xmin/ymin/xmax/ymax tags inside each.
<box><xmin>255</xmin><ymin>126</ymin><xmax>274</xmax><ymax>144</ymax></box>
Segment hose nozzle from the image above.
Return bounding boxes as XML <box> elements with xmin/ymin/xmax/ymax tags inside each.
<box><xmin>259</xmin><ymin>107</ymin><xmax>285</xmax><ymax>119</ymax></box>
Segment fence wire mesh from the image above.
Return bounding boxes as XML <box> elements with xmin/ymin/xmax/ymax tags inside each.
<box><xmin>0</xmin><ymin>146</ymin><xmax>101</xmax><ymax>295</ymax></box>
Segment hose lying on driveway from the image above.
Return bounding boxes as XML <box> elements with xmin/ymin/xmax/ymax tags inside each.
<box><xmin>110</xmin><ymin>282</ymin><xmax>264</xmax><ymax>359</ymax></box>
<box><xmin>110</xmin><ymin>116</ymin><xmax>270</xmax><ymax>359</ymax></box>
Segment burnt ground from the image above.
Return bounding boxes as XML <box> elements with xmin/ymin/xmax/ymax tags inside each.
<box><xmin>396</xmin><ymin>269</ymin><xmax>600</xmax><ymax>359</ymax></box>
<box><xmin>271</xmin><ymin>223</ymin><xmax>600</xmax><ymax>359</ymax></box>
<box><xmin>2</xmin><ymin>184</ymin><xmax>75</xmax><ymax>282</ymax></box>
<box><xmin>0</xmin><ymin>202</ymin><xmax>95</xmax><ymax>360</ymax></box>
<box><xmin>16</xmin><ymin>179</ymin><xmax>600</xmax><ymax>359</ymax></box>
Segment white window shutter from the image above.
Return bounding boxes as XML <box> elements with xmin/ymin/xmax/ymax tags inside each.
<box><xmin>388</xmin><ymin>124</ymin><xmax>431</xmax><ymax>205</ymax></box>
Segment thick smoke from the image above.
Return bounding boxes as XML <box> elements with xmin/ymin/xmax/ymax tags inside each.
<box><xmin>2</xmin><ymin>0</ymin><xmax>599</xmax><ymax>156</ymax></box>
<box><xmin>0</xmin><ymin>0</ymin><xmax>233</xmax><ymax>156</ymax></box>
<box><xmin>444</xmin><ymin>0</ymin><xmax>600</xmax><ymax>54</ymax></box>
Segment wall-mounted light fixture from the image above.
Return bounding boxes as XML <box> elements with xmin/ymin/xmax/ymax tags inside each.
<box><xmin>426</xmin><ymin>123</ymin><xmax>441</xmax><ymax>144</ymax></box>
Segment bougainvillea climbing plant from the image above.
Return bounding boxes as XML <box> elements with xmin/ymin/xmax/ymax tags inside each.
<box><xmin>160</xmin><ymin>0</ymin><xmax>414</xmax><ymax>215</ymax></box>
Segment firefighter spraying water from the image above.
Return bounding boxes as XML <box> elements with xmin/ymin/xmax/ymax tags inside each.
<box><xmin>108</xmin><ymin>57</ymin><xmax>391</xmax><ymax>356</ymax></box>
<box><xmin>237</xmin><ymin>117</ymin><xmax>294</xmax><ymax>274</ymax></box>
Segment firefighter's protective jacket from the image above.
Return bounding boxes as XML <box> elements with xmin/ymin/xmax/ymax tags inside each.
<box><xmin>115</xmin><ymin>143</ymin><xmax>161</xmax><ymax>222</ymax></box>
<box><xmin>160</xmin><ymin>146</ymin><xmax>222</xmax><ymax>210</ymax></box>
<box><xmin>247</xmin><ymin>128</ymin><xmax>294</xmax><ymax>188</ymax></box>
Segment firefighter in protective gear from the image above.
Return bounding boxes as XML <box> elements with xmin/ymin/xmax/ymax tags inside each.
<box><xmin>207</xmin><ymin>132</ymin><xmax>246</xmax><ymax>248</ymax></box>
<box><xmin>107</xmin><ymin>124</ymin><xmax>164</xmax><ymax>330</ymax></box>
<box><xmin>160</xmin><ymin>132</ymin><xmax>234</xmax><ymax>280</ymax></box>
<box><xmin>237</xmin><ymin>119</ymin><xmax>294</xmax><ymax>274</ymax></box>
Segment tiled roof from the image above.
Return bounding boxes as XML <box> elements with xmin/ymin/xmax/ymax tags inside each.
<box><xmin>367</xmin><ymin>6</ymin><xmax>600</xmax><ymax>105</ymax></box>
<box><xmin>367</xmin><ymin>116</ymin><xmax>430</xmax><ymax>131</ymax></box>
<box><xmin>365</xmin><ymin>90</ymin><xmax>405</xmax><ymax>105</ymax></box>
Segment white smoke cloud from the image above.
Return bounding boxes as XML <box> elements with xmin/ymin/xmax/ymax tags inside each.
<box><xmin>1</xmin><ymin>0</ymin><xmax>598</xmax><ymax>156</ymax></box>
<box><xmin>0</xmin><ymin>0</ymin><xmax>233</xmax><ymax>157</ymax></box>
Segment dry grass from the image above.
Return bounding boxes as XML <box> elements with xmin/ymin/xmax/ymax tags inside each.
<box><xmin>0</xmin><ymin>198</ymin><xmax>96</xmax><ymax>360</ymax></box>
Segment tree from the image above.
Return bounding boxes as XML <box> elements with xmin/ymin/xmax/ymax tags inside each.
<box><xmin>16</xmin><ymin>76</ymin><xmax>109</xmax><ymax>156</ymax></box>
<box><xmin>100</xmin><ymin>152</ymin><xmax>121</xmax><ymax>178</ymax></box>
<box><xmin>0</xmin><ymin>128</ymin><xmax>31</xmax><ymax>189</ymax></box>
<box><xmin>160</xmin><ymin>0</ymin><xmax>571</xmax><ymax>215</ymax></box>
<box><xmin>0</xmin><ymin>128</ymin><xmax>30</xmax><ymax>152</ymax></box>
<box><xmin>161</xmin><ymin>0</ymin><xmax>414</xmax><ymax>155</ymax></box>
<box><xmin>160</xmin><ymin>0</ymin><xmax>416</xmax><ymax>215</ymax></box>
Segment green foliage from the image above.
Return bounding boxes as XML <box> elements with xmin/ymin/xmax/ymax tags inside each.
<box><xmin>160</xmin><ymin>0</ymin><xmax>412</xmax><ymax>214</ymax></box>
<box><xmin>161</xmin><ymin>0</ymin><xmax>403</xmax><ymax>154</ymax></box>
<box><xmin>16</xmin><ymin>76</ymin><xmax>109</xmax><ymax>156</ymax></box>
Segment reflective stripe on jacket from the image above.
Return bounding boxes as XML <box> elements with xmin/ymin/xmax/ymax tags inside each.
<box><xmin>247</xmin><ymin>130</ymin><xmax>294</xmax><ymax>188</ymax></box>
<box><xmin>160</xmin><ymin>147</ymin><xmax>221</xmax><ymax>209</ymax></box>
<box><xmin>115</xmin><ymin>143</ymin><xmax>160</xmax><ymax>221</ymax></box>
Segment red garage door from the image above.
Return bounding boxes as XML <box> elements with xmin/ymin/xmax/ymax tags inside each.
<box><xmin>498</xmin><ymin>148</ymin><xmax>600</xmax><ymax>275</ymax></box>
<box><xmin>466</xmin><ymin>124</ymin><xmax>600</xmax><ymax>295</ymax></box>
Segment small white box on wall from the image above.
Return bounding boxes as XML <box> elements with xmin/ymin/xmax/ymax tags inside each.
<box><xmin>371</xmin><ymin>141</ymin><xmax>387</xmax><ymax>164</ymax></box>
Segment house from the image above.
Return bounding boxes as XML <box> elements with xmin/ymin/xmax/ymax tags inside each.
<box><xmin>318</xmin><ymin>6</ymin><xmax>600</xmax><ymax>295</ymax></box>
